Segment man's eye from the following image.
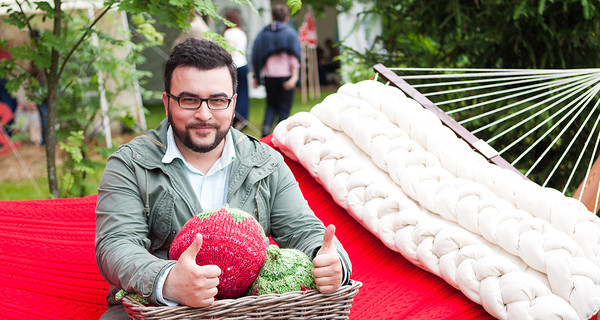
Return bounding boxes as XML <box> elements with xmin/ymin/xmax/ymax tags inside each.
<box><xmin>180</xmin><ymin>97</ymin><xmax>199</xmax><ymax>104</ymax></box>
<box><xmin>209</xmin><ymin>98</ymin><xmax>227</xmax><ymax>105</ymax></box>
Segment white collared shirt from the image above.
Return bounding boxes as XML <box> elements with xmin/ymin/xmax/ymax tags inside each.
<box><xmin>157</xmin><ymin>125</ymin><xmax>236</xmax><ymax>305</ymax></box>
<box><xmin>162</xmin><ymin>125</ymin><xmax>236</xmax><ymax>211</ymax></box>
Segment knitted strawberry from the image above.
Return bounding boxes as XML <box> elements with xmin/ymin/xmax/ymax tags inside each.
<box><xmin>169</xmin><ymin>205</ymin><xmax>268</xmax><ymax>299</ymax></box>
<box><xmin>247</xmin><ymin>244</ymin><xmax>316</xmax><ymax>295</ymax></box>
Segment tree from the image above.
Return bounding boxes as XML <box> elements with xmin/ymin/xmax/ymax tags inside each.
<box><xmin>335</xmin><ymin>0</ymin><xmax>600</xmax><ymax>194</ymax></box>
<box><xmin>0</xmin><ymin>0</ymin><xmax>302</xmax><ymax>198</ymax></box>
<box><xmin>341</xmin><ymin>0</ymin><xmax>600</xmax><ymax>69</ymax></box>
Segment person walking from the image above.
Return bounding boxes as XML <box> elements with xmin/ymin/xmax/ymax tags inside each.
<box><xmin>251</xmin><ymin>4</ymin><xmax>301</xmax><ymax>137</ymax></box>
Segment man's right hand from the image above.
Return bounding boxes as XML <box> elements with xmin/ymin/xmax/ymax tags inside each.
<box><xmin>163</xmin><ymin>233</ymin><xmax>221</xmax><ymax>307</ymax></box>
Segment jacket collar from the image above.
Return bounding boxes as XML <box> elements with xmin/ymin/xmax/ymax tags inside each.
<box><xmin>126</xmin><ymin>118</ymin><xmax>273</xmax><ymax>170</ymax></box>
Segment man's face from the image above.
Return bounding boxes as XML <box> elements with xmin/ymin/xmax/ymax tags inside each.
<box><xmin>163</xmin><ymin>66</ymin><xmax>236</xmax><ymax>154</ymax></box>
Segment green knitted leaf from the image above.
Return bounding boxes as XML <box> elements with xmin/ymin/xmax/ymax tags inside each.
<box><xmin>247</xmin><ymin>245</ymin><xmax>316</xmax><ymax>295</ymax></box>
<box><xmin>115</xmin><ymin>289</ymin><xmax>149</xmax><ymax>304</ymax></box>
<box><xmin>196</xmin><ymin>204</ymin><xmax>251</xmax><ymax>224</ymax></box>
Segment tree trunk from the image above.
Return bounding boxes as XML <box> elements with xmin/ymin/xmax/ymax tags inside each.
<box><xmin>45</xmin><ymin>80</ymin><xmax>59</xmax><ymax>197</ymax></box>
<box><xmin>46</xmin><ymin>0</ymin><xmax>62</xmax><ymax>198</ymax></box>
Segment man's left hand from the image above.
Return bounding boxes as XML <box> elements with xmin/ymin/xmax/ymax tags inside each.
<box><xmin>312</xmin><ymin>224</ymin><xmax>343</xmax><ymax>293</ymax></box>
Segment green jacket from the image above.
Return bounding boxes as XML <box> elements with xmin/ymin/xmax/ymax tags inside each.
<box><xmin>95</xmin><ymin>119</ymin><xmax>351</xmax><ymax>310</ymax></box>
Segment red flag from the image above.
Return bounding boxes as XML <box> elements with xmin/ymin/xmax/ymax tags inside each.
<box><xmin>299</xmin><ymin>8</ymin><xmax>317</xmax><ymax>48</ymax></box>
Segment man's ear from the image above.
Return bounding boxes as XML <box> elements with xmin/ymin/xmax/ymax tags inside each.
<box><xmin>230</xmin><ymin>94</ymin><xmax>238</xmax><ymax>123</ymax></box>
<box><xmin>231</xmin><ymin>93</ymin><xmax>238</xmax><ymax>109</ymax></box>
<box><xmin>162</xmin><ymin>92</ymin><xmax>169</xmax><ymax>116</ymax></box>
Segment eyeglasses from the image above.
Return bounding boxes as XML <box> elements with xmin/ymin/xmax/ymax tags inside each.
<box><xmin>166</xmin><ymin>92</ymin><xmax>234</xmax><ymax>110</ymax></box>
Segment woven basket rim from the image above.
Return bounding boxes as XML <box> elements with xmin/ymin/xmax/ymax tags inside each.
<box><xmin>122</xmin><ymin>279</ymin><xmax>362</xmax><ymax>319</ymax></box>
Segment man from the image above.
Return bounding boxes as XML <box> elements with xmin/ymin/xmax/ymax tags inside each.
<box><xmin>95</xmin><ymin>38</ymin><xmax>351</xmax><ymax>319</ymax></box>
<box><xmin>251</xmin><ymin>4</ymin><xmax>301</xmax><ymax>137</ymax></box>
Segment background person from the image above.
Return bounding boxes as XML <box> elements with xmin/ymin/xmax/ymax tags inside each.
<box><xmin>251</xmin><ymin>4</ymin><xmax>301</xmax><ymax>137</ymax></box>
<box><xmin>223</xmin><ymin>9</ymin><xmax>250</xmax><ymax>130</ymax></box>
<box><xmin>95</xmin><ymin>38</ymin><xmax>351</xmax><ymax>319</ymax></box>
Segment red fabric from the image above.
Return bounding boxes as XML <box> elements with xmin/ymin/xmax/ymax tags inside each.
<box><xmin>0</xmin><ymin>102</ymin><xmax>13</xmax><ymax>151</ymax></box>
<box><xmin>0</xmin><ymin>49</ymin><xmax>11</xmax><ymax>60</ymax></box>
<box><xmin>0</xmin><ymin>195</ymin><xmax>109</xmax><ymax>320</ymax></box>
<box><xmin>260</xmin><ymin>135</ymin><xmax>493</xmax><ymax>320</ymax></box>
<box><xmin>0</xmin><ymin>102</ymin><xmax>13</xmax><ymax>125</ymax></box>
<box><xmin>0</xmin><ymin>136</ymin><xmax>596</xmax><ymax>319</ymax></box>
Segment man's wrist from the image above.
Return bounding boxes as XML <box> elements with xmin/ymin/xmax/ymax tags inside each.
<box><xmin>340</xmin><ymin>257</ymin><xmax>349</xmax><ymax>286</ymax></box>
<box><xmin>156</xmin><ymin>265</ymin><xmax>178</xmax><ymax>306</ymax></box>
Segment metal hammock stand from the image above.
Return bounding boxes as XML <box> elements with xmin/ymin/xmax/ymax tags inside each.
<box><xmin>373</xmin><ymin>64</ymin><xmax>600</xmax><ymax>213</ymax></box>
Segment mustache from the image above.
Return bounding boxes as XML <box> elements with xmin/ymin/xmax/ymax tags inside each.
<box><xmin>185</xmin><ymin>121</ymin><xmax>218</xmax><ymax>129</ymax></box>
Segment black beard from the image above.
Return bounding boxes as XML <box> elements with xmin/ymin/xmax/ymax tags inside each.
<box><xmin>168</xmin><ymin>111</ymin><xmax>233</xmax><ymax>153</ymax></box>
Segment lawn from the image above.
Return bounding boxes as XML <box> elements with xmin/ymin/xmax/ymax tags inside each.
<box><xmin>0</xmin><ymin>87</ymin><xmax>339</xmax><ymax>200</ymax></box>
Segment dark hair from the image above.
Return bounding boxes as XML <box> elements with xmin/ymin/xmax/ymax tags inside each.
<box><xmin>164</xmin><ymin>38</ymin><xmax>237</xmax><ymax>95</ymax></box>
<box><xmin>223</xmin><ymin>9</ymin><xmax>242</xmax><ymax>32</ymax></box>
<box><xmin>272</xmin><ymin>4</ymin><xmax>289</xmax><ymax>22</ymax></box>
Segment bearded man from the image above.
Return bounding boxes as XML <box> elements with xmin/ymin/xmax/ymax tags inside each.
<box><xmin>94</xmin><ymin>38</ymin><xmax>351</xmax><ymax>319</ymax></box>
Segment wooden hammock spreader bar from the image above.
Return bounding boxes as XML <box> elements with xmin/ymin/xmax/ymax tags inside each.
<box><xmin>373</xmin><ymin>63</ymin><xmax>527</xmax><ymax>180</ymax></box>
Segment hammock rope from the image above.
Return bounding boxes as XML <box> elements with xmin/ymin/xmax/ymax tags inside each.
<box><xmin>384</xmin><ymin>66</ymin><xmax>600</xmax><ymax>202</ymax></box>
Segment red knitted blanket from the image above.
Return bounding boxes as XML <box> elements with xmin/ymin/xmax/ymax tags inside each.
<box><xmin>0</xmin><ymin>136</ymin><xmax>499</xmax><ymax>319</ymax></box>
<box><xmin>0</xmin><ymin>195</ymin><xmax>108</xmax><ymax>319</ymax></box>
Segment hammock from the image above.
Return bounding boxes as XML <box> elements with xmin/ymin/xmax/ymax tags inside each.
<box><xmin>271</xmin><ymin>74</ymin><xmax>600</xmax><ymax>319</ymax></box>
<box><xmin>0</xmin><ymin>172</ymin><xmax>490</xmax><ymax>320</ymax></box>
<box><xmin>1</xmin><ymin>66</ymin><xmax>599</xmax><ymax>319</ymax></box>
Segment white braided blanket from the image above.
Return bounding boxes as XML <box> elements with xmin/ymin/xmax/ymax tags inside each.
<box><xmin>272</xmin><ymin>80</ymin><xmax>600</xmax><ymax>320</ymax></box>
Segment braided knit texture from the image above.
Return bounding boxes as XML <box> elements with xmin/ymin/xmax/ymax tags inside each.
<box><xmin>169</xmin><ymin>205</ymin><xmax>268</xmax><ymax>299</ymax></box>
<box><xmin>272</xmin><ymin>80</ymin><xmax>600</xmax><ymax>320</ymax></box>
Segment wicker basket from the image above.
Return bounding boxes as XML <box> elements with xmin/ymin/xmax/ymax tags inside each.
<box><xmin>122</xmin><ymin>280</ymin><xmax>362</xmax><ymax>319</ymax></box>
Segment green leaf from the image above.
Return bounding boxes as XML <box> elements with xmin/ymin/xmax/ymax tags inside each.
<box><xmin>34</xmin><ymin>1</ymin><xmax>57</xmax><ymax>17</ymax></box>
<box><xmin>287</xmin><ymin>0</ymin><xmax>302</xmax><ymax>15</ymax></box>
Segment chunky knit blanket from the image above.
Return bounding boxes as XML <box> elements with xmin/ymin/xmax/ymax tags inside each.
<box><xmin>272</xmin><ymin>80</ymin><xmax>600</xmax><ymax>320</ymax></box>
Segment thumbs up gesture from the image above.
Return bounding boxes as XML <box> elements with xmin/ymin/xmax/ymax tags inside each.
<box><xmin>312</xmin><ymin>224</ymin><xmax>343</xmax><ymax>293</ymax></box>
<box><xmin>163</xmin><ymin>233</ymin><xmax>221</xmax><ymax>307</ymax></box>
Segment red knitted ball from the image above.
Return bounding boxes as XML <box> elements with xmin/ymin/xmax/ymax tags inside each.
<box><xmin>169</xmin><ymin>205</ymin><xmax>268</xmax><ymax>299</ymax></box>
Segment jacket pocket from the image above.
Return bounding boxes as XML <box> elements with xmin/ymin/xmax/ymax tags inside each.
<box><xmin>253</xmin><ymin>179</ymin><xmax>271</xmax><ymax>236</ymax></box>
<box><xmin>148</xmin><ymin>190</ymin><xmax>174</xmax><ymax>252</ymax></box>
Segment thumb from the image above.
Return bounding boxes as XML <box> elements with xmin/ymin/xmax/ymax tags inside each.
<box><xmin>321</xmin><ymin>224</ymin><xmax>336</xmax><ymax>252</ymax></box>
<box><xmin>181</xmin><ymin>233</ymin><xmax>203</xmax><ymax>262</ymax></box>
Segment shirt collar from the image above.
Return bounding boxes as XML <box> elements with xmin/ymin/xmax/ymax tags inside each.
<box><xmin>162</xmin><ymin>125</ymin><xmax>236</xmax><ymax>175</ymax></box>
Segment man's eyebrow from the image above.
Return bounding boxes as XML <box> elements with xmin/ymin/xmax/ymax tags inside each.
<box><xmin>176</xmin><ymin>91</ymin><xmax>199</xmax><ymax>97</ymax></box>
<box><xmin>208</xmin><ymin>92</ymin><xmax>230</xmax><ymax>98</ymax></box>
<box><xmin>175</xmin><ymin>91</ymin><xmax>230</xmax><ymax>98</ymax></box>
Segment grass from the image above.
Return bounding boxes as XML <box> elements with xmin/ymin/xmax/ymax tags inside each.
<box><xmin>0</xmin><ymin>176</ymin><xmax>50</xmax><ymax>200</ymax></box>
<box><xmin>0</xmin><ymin>87</ymin><xmax>339</xmax><ymax>201</ymax></box>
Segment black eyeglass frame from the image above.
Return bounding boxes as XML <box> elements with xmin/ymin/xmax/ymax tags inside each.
<box><xmin>166</xmin><ymin>92</ymin><xmax>235</xmax><ymax>110</ymax></box>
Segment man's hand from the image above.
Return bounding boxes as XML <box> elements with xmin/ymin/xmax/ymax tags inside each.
<box><xmin>282</xmin><ymin>68</ymin><xmax>299</xmax><ymax>90</ymax></box>
<box><xmin>282</xmin><ymin>77</ymin><xmax>297</xmax><ymax>90</ymax></box>
<box><xmin>312</xmin><ymin>224</ymin><xmax>343</xmax><ymax>293</ymax></box>
<box><xmin>163</xmin><ymin>233</ymin><xmax>221</xmax><ymax>307</ymax></box>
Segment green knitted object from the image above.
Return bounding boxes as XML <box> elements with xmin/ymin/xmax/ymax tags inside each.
<box><xmin>115</xmin><ymin>289</ymin><xmax>149</xmax><ymax>305</ymax></box>
<box><xmin>247</xmin><ymin>245</ymin><xmax>316</xmax><ymax>295</ymax></box>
